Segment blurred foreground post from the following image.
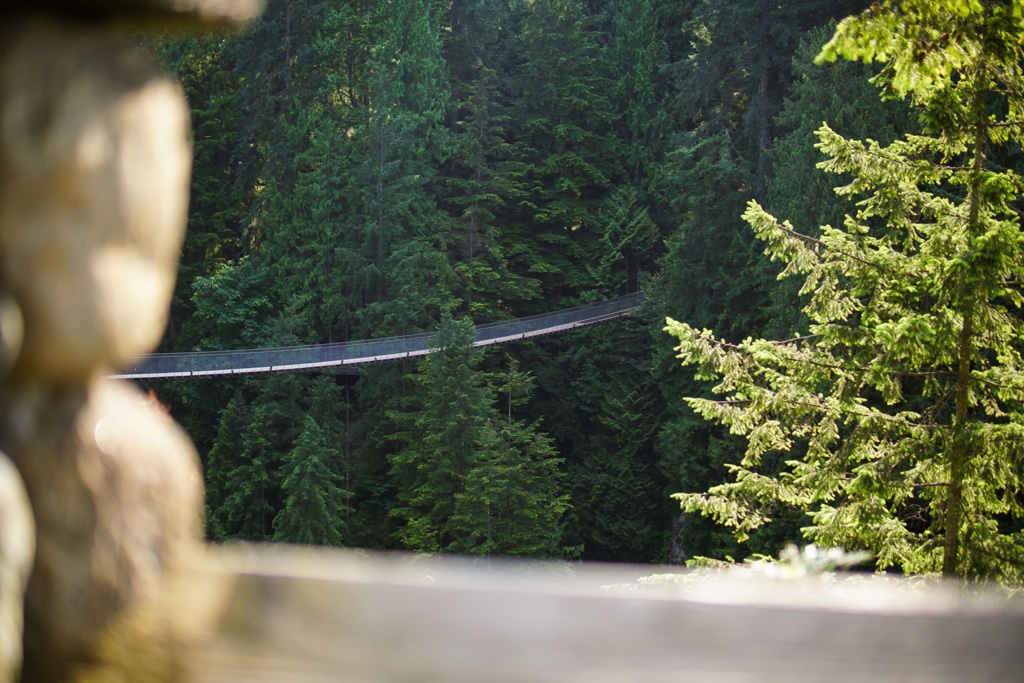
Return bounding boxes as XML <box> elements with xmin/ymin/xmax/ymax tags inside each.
<box><xmin>0</xmin><ymin>1</ymin><xmax>259</xmax><ymax>681</ymax></box>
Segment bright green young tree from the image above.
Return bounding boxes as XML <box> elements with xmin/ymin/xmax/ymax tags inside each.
<box><xmin>668</xmin><ymin>0</ymin><xmax>1024</xmax><ymax>582</ymax></box>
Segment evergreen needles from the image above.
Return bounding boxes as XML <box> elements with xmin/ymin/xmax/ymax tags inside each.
<box><xmin>668</xmin><ymin>0</ymin><xmax>1024</xmax><ymax>582</ymax></box>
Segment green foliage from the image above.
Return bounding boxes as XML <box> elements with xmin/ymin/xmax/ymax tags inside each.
<box><xmin>444</xmin><ymin>67</ymin><xmax>538</xmax><ymax>317</ymax></box>
<box><xmin>767</xmin><ymin>23</ymin><xmax>916</xmax><ymax>236</ymax></box>
<box><xmin>590</xmin><ymin>185</ymin><xmax>660</xmax><ymax>298</ymax></box>
<box><xmin>153</xmin><ymin>37</ymin><xmax>247</xmax><ymax>349</ymax></box>
<box><xmin>190</xmin><ymin>257</ymin><xmax>273</xmax><ymax>350</ymax></box>
<box><xmin>211</xmin><ymin>401</ymin><xmax>280</xmax><ymax>541</ymax></box>
<box><xmin>273</xmin><ymin>415</ymin><xmax>352</xmax><ymax>546</ymax></box>
<box><xmin>607</xmin><ymin>0</ymin><xmax>671</xmax><ymax>185</ymax></box>
<box><xmin>670</xmin><ymin>0</ymin><xmax>1024</xmax><ymax>582</ymax></box>
<box><xmin>152</xmin><ymin>0</ymin><xmax>913</xmax><ymax>566</ymax></box>
<box><xmin>389</xmin><ymin>313</ymin><xmax>571</xmax><ymax>557</ymax></box>
<box><xmin>507</xmin><ymin>0</ymin><xmax>615</xmax><ymax>301</ymax></box>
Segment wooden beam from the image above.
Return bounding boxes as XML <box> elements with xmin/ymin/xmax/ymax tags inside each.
<box><xmin>176</xmin><ymin>546</ymin><xmax>1024</xmax><ymax>683</ymax></box>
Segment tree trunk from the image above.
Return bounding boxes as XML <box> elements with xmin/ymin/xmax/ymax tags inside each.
<box><xmin>942</xmin><ymin>79</ymin><xmax>988</xmax><ymax>577</ymax></box>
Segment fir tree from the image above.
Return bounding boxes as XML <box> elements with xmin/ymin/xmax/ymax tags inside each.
<box><xmin>607</xmin><ymin>0</ymin><xmax>670</xmax><ymax>186</ymax></box>
<box><xmin>669</xmin><ymin>0</ymin><xmax>1024</xmax><ymax>582</ymax></box>
<box><xmin>447</xmin><ymin>418</ymin><xmax>571</xmax><ymax>558</ymax></box>
<box><xmin>214</xmin><ymin>402</ymin><xmax>279</xmax><ymax>541</ymax></box>
<box><xmin>444</xmin><ymin>67</ymin><xmax>537</xmax><ymax>318</ymax></box>
<box><xmin>203</xmin><ymin>394</ymin><xmax>249</xmax><ymax>540</ymax></box>
<box><xmin>507</xmin><ymin>0</ymin><xmax>615</xmax><ymax>302</ymax></box>
<box><xmin>390</xmin><ymin>313</ymin><xmax>570</xmax><ymax>556</ymax></box>
<box><xmin>273</xmin><ymin>414</ymin><xmax>352</xmax><ymax>546</ymax></box>
<box><xmin>389</xmin><ymin>314</ymin><xmax>494</xmax><ymax>551</ymax></box>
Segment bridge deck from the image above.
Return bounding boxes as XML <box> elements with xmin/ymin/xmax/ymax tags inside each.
<box><xmin>110</xmin><ymin>294</ymin><xmax>641</xmax><ymax>379</ymax></box>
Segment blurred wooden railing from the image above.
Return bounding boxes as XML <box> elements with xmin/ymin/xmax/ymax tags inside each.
<box><xmin>171</xmin><ymin>546</ymin><xmax>1024</xmax><ymax>683</ymax></box>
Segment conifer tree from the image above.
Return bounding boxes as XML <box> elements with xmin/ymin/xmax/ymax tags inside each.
<box><xmin>766</xmin><ymin>23</ymin><xmax>916</xmax><ymax>240</ymax></box>
<box><xmin>447</xmin><ymin>418</ymin><xmax>571</xmax><ymax>558</ymax></box>
<box><xmin>273</xmin><ymin>414</ymin><xmax>352</xmax><ymax>546</ymax></box>
<box><xmin>444</xmin><ymin>68</ymin><xmax>537</xmax><ymax>318</ymax></box>
<box><xmin>389</xmin><ymin>314</ymin><xmax>495</xmax><ymax>552</ymax></box>
<box><xmin>607</xmin><ymin>0</ymin><xmax>670</xmax><ymax>186</ymax></box>
<box><xmin>668</xmin><ymin>0</ymin><xmax>1024</xmax><ymax>581</ymax></box>
<box><xmin>338</xmin><ymin>0</ymin><xmax>456</xmax><ymax>337</ymax></box>
<box><xmin>153</xmin><ymin>36</ymin><xmax>247</xmax><ymax>349</ymax></box>
<box><xmin>500</xmin><ymin>313</ymin><xmax>665</xmax><ymax>562</ymax></box>
<box><xmin>591</xmin><ymin>185</ymin><xmax>659</xmax><ymax>297</ymax></box>
<box><xmin>214</xmin><ymin>403</ymin><xmax>279</xmax><ymax>541</ymax></box>
<box><xmin>507</xmin><ymin>0</ymin><xmax>615</xmax><ymax>301</ymax></box>
<box><xmin>390</xmin><ymin>313</ymin><xmax>570</xmax><ymax>556</ymax></box>
<box><xmin>203</xmin><ymin>394</ymin><xmax>249</xmax><ymax>540</ymax></box>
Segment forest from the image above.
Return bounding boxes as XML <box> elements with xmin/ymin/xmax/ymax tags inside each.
<box><xmin>147</xmin><ymin>0</ymin><xmax>1024</xmax><ymax>579</ymax></box>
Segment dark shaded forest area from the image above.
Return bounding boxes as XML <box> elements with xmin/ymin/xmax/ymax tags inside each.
<box><xmin>147</xmin><ymin>0</ymin><xmax>924</xmax><ymax>563</ymax></box>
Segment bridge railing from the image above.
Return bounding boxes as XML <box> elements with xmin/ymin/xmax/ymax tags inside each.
<box><xmin>114</xmin><ymin>293</ymin><xmax>643</xmax><ymax>378</ymax></box>
<box><xmin>173</xmin><ymin>545</ymin><xmax>1024</xmax><ymax>683</ymax></box>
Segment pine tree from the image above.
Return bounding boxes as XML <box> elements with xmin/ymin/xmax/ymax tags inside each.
<box><xmin>506</xmin><ymin>0</ymin><xmax>615</xmax><ymax>302</ymax></box>
<box><xmin>447</xmin><ymin>417</ymin><xmax>571</xmax><ymax>558</ymax></box>
<box><xmin>669</xmin><ymin>0</ymin><xmax>1024</xmax><ymax>582</ymax></box>
<box><xmin>273</xmin><ymin>414</ymin><xmax>352</xmax><ymax>546</ymax></box>
<box><xmin>649</xmin><ymin>1</ymin><xmax>880</xmax><ymax>565</ymax></box>
<box><xmin>214</xmin><ymin>402</ymin><xmax>279</xmax><ymax>541</ymax></box>
<box><xmin>390</xmin><ymin>313</ymin><xmax>570</xmax><ymax>557</ymax></box>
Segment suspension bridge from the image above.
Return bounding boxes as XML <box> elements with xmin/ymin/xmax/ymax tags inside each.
<box><xmin>110</xmin><ymin>293</ymin><xmax>642</xmax><ymax>379</ymax></box>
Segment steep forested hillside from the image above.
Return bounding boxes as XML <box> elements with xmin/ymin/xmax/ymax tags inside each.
<box><xmin>147</xmin><ymin>0</ymin><xmax>920</xmax><ymax>562</ymax></box>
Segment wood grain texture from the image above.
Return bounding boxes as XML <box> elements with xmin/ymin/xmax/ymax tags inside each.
<box><xmin>179</xmin><ymin>547</ymin><xmax>1024</xmax><ymax>683</ymax></box>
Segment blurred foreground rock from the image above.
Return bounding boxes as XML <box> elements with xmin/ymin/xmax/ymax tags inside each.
<box><xmin>0</xmin><ymin>3</ymin><xmax>260</xmax><ymax>681</ymax></box>
<box><xmin>0</xmin><ymin>380</ymin><xmax>203</xmax><ymax>682</ymax></box>
<box><xmin>0</xmin><ymin>454</ymin><xmax>32</xmax><ymax>683</ymax></box>
<box><xmin>0</xmin><ymin>19</ymin><xmax>191</xmax><ymax>383</ymax></box>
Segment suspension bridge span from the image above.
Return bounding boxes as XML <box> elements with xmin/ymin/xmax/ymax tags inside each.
<box><xmin>110</xmin><ymin>293</ymin><xmax>642</xmax><ymax>380</ymax></box>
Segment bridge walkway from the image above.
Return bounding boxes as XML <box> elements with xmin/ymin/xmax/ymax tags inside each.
<box><xmin>111</xmin><ymin>293</ymin><xmax>642</xmax><ymax>379</ymax></box>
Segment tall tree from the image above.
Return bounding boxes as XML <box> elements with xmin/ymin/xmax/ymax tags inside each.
<box><xmin>390</xmin><ymin>314</ymin><xmax>570</xmax><ymax>556</ymax></box>
<box><xmin>212</xmin><ymin>401</ymin><xmax>280</xmax><ymax>541</ymax></box>
<box><xmin>669</xmin><ymin>0</ymin><xmax>1024</xmax><ymax>582</ymax></box>
<box><xmin>388</xmin><ymin>314</ymin><xmax>495</xmax><ymax>552</ymax></box>
<box><xmin>447</xmin><ymin>416</ymin><xmax>571</xmax><ymax>558</ymax></box>
<box><xmin>153</xmin><ymin>36</ymin><xmax>247</xmax><ymax>350</ymax></box>
<box><xmin>273</xmin><ymin>414</ymin><xmax>352</xmax><ymax>546</ymax></box>
<box><xmin>444</xmin><ymin>67</ymin><xmax>538</xmax><ymax>318</ymax></box>
<box><xmin>338</xmin><ymin>0</ymin><xmax>457</xmax><ymax>337</ymax></box>
<box><xmin>507</xmin><ymin>0</ymin><xmax>615</xmax><ymax>303</ymax></box>
<box><xmin>607</xmin><ymin>0</ymin><xmax>671</xmax><ymax>187</ymax></box>
<box><xmin>766</xmin><ymin>23</ymin><xmax>916</xmax><ymax>240</ymax></box>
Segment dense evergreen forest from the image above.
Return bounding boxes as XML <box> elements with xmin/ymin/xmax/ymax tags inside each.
<box><xmin>145</xmin><ymin>0</ymin><xmax>940</xmax><ymax>564</ymax></box>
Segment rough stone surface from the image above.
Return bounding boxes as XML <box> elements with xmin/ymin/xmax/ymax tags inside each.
<box><xmin>0</xmin><ymin>19</ymin><xmax>191</xmax><ymax>382</ymax></box>
<box><xmin>0</xmin><ymin>452</ymin><xmax>33</xmax><ymax>683</ymax></box>
<box><xmin>0</xmin><ymin>8</ymin><xmax>238</xmax><ymax>681</ymax></box>
<box><xmin>0</xmin><ymin>379</ymin><xmax>203</xmax><ymax>683</ymax></box>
